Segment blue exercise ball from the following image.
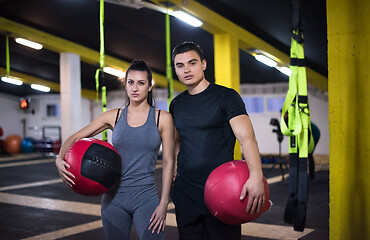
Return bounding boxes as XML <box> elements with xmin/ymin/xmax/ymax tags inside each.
<box><xmin>21</xmin><ymin>137</ymin><xmax>36</xmax><ymax>153</ymax></box>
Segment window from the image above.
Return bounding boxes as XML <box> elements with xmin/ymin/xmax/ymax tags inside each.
<box><xmin>242</xmin><ymin>97</ymin><xmax>264</xmax><ymax>113</ymax></box>
<box><xmin>46</xmin><ymin>104</ymin><xmax>60</xmax><ymax>117</ymax></box>
<box><xmin>267</xmin><ymin>97</ymin><xmax>285</xmax><ymax>112</ymax></box>
<box><xmin>155</xmin><ymin>100</ymin><xmax>168</xmax><ymax>111</ymax></box>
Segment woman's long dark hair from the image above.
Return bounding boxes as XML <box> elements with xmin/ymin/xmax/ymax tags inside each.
<box><xmin>124</xmin><ymin>59</ymin><xmax>154</xmax><ymax>107</ymax></box>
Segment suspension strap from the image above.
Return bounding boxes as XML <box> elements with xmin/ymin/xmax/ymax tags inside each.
<box><xmin>5</xmin><ymin>34</ymin><xmax>10</xmax><ymax>76</ymax></box>
<box><xmin>95</xmin><ymin>0</ymin><xmax>107</xmax><ymax>141</ymax></box>
<box><xmin>281</xmin><ymin>0</ymin><xmax>314</xmax><ymax>232</ymax></box>
<box><xmin>166</xmin><ymin>9</ymin><xmax>173</xmax><ymax>110</ymax></box>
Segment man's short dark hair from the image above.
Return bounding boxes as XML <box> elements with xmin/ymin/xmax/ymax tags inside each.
<box><xmin>172</xmin><ymin>41</ymin><xmax>205</xmax><ymax>61</ymax></box>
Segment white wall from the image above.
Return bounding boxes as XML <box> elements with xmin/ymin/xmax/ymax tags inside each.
<box><xmin>241</xmin><ymin>83</ymin><xmax>329</xmax><ymax>155</ymax></box>
<box><xmin>151</xmin><ymin>84</ymin><xmax>329</xmax><ymax>155</ymax></box>
<box><xmin>0</xmin><ymin>93</ymin><xmax>94</xmax><ymax>143</ymax></box>
<box><xmin>247</xmin><ymin>93</ymin><xmax>289</xmax><ymax>155</ymax></box>
<box><xmin>104</xmin><ymin>89</ymin><xmax>127</xmax><ymax>143</ymax></box>
<box><xmin>307</xmin><ymin>94</ymin><xmax>329</xmax><ymax>155</ymax></box>
<box><xmin>22</xmin><ymin>94</ymin><xmax>92</xmax><ymax>142</ymax></box>
<box><xmin>0</xmin><ymin>83</ymin><xmax>329</xmax><ymax>155</ymax></box>
<box><xmin>0</xmin><ymin>93</ymin><xmax>24</xmax><ymax>139</ymax></box>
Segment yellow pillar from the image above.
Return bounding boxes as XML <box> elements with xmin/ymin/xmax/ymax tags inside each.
<box><xmin>214</xmin><ymin>33</ymin><xmax>242</xmax><ymax>159</ymax></box>
<box><xmin>327</xmin><ymin>0</ymin><xmax>370</xmax><ymax>239</ymax></box>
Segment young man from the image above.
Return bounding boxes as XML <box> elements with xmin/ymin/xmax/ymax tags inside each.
<box><xmin>169</xmin><ymin>42</ymin><xmax>265</xmax><ymax>239</ymax></box>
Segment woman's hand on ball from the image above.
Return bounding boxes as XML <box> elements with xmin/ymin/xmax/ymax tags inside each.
<box><xmin>55</xmin><ymin>157</ymin><xmax>75</xmax><ymax>187</ymax></box>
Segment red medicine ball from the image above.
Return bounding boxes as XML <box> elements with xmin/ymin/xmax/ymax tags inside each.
<box><xmin>204</xmin><ymin>160</ymin><xmax>271</xmax><ymax>225</ymax></box>
<box><xmin>64</xmin><ymin>138</ymin><xmax>122</xmax><ymax>196</ymax></box>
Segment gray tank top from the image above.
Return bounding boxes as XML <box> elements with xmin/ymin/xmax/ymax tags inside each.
<box><xmin>112</xmin><ymin>106</ymin><xmax>161</xmax><ymax>188</ymax></box>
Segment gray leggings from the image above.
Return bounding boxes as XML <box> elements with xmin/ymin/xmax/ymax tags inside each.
<box><xmin>101</xmin><ymin>184</ymin><xmax>163</xmax><ymax>240</ymax></box>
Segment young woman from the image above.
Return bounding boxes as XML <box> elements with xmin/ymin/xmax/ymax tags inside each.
<box><xmin>56</xmin><ymin>59</ymin><xmax>175</xmax><ymax>240</ymax></box>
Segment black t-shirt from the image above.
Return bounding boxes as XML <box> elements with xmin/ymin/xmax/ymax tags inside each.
<box><xmin>170</xmin><ymin>83</ymin><xmax>247</xmax><ymax>189</ymax></box>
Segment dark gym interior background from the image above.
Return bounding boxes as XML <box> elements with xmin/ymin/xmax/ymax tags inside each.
<box><xmin>0</xmin><ymin>0</ymin><xmax>369</xmax><ymax>239</ymax></box>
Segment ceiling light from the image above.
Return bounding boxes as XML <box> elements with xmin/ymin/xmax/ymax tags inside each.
<box><xmin>254</xmin><ymin>54</ymin><xmax>277</xmax><ymax>67</ymax></box>
<box><xmin>15</xmin><ymin>38</ymin><xmax>43</xmax><ymax>50</ymax></box>
<box><xmin>170</xmin><ymin>10</ymin><xmax>203</xmax><ymax>27</ymax></box>
<box><xmin>276</xmin><ymin>66</ymin><xmax>291</xmax><ymax>76</ymax></box>
<box><xmin>1</xmin><ymin>76</ymin><xmax>23</xmax><ymax>86</ymax></box>
<box><xmin>31</xmin><ymin>84</ymin><xmax>50</xmax><ymax>92</ymax></box>
<box><xmin>103</xmin><ymin>67</ymin><xmax>125</xmax><ymax>78</ymax></box>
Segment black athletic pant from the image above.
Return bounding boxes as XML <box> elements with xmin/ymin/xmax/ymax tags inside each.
<box><xmin>176</xmin><ymin>213</ymin><xmax>241</xmax><ymax>240</ymax></box>
<box><xmin>171</xmin><ymin>176</ymin><xmax>241</xmax><ymax>240</ymax></box>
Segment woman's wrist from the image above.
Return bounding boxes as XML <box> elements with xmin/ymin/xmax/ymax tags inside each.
<box><xmin>159</xmin><ymin>199</ymin><xmax>169</xmax><ymax>206</ymax></box>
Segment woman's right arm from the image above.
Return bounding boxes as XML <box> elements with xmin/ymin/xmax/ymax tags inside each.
<box><xmin>55</xmin><ymin>109</ymin><xmax>117</xmax><ymax>187</ymax></box>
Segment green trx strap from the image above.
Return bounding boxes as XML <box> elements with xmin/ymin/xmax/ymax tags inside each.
<box><xmin>95</xmin><ymin>0</ymin><xmax>107</xmax><ymax>141</ymax></box>
<box><xmin>5</xmin><ymin>34</ymin><xmax>10</xmax><ymax>76</ymax></box>
<box><xmin>166</xmin><ymin>9</ymin><xmax>174</xmax><ymax>109</ymax></box>
<box><xmin>281</xmin><ymin>0</ymin><xmax>314</xmax><ymax>232</ymax></box>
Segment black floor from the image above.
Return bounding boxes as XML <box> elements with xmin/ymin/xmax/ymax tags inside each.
<box><xmin>0</xmin><ymin>154</ymin><xmax>329</xmax><ymax>240</ymax></box>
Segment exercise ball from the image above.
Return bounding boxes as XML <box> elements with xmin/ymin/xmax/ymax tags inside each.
<box><xmin>204</xmin><ymin>160</ymin><xmax>271</xmax><ymax>225</ymax></box>
<box><xmin>0</xmin><ymin>139</ymin><xmax>7</xmax><ymax>154</ymax></box>
<box><xmin>5</xmin><ymin>134</ymin><xmax>22</xmax><ymax>154</ymax></box>
<box><xmin>53</xmin><ymin>139</ymin><xmax>61</xmax><ymax>153</ymax></box>
<box><xmin>21</xmin><ymin>137</ymin><xmax>36</xmax><ymax>153</ymax></box>
<box><xmin>64</xmin><ymin>138</ymin><xmax>122</xmax><ymax>196</ymax></box>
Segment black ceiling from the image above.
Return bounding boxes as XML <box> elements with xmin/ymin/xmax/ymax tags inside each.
<box><xmin>0</xmin><ymin>0</ymin><xmax>327</xmax><ymax>97</ymax></box>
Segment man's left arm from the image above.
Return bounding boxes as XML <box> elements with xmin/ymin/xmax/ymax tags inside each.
<box><xmin>230</xmin><ymin>114</ymin><xmax>265</xmax><ymax>214</ymax></box>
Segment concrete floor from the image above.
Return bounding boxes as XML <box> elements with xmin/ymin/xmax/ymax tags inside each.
<box><xmin>0</xmin><ymin>153</ymin><xmax>329</xmax><ymax>240</ymax></box>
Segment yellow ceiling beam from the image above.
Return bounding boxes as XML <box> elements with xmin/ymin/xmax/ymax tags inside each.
<box><xmin>0</xmin><ymin>67</ymin><xmax>96</xmax><ymax>99</ymax></box>
<box><xmin>151</xmin><ymin>0</ymin><xmax>328</xmax><ymax>92</ymax></box>
<box><xmin>153</xmin><ymin>71</ymin><xmax>186</xmax><ymax>92</ymax></box>
<box><xmin>0</xmin><ymin>17</ymin><xmax>186</xmax><ymax>92</ymax></box>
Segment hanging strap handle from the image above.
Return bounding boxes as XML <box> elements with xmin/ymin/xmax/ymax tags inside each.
<box><xmin>280</xmin><ymin>30</ymin><xmax>303</xmax><ymax>137</ymax></box>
